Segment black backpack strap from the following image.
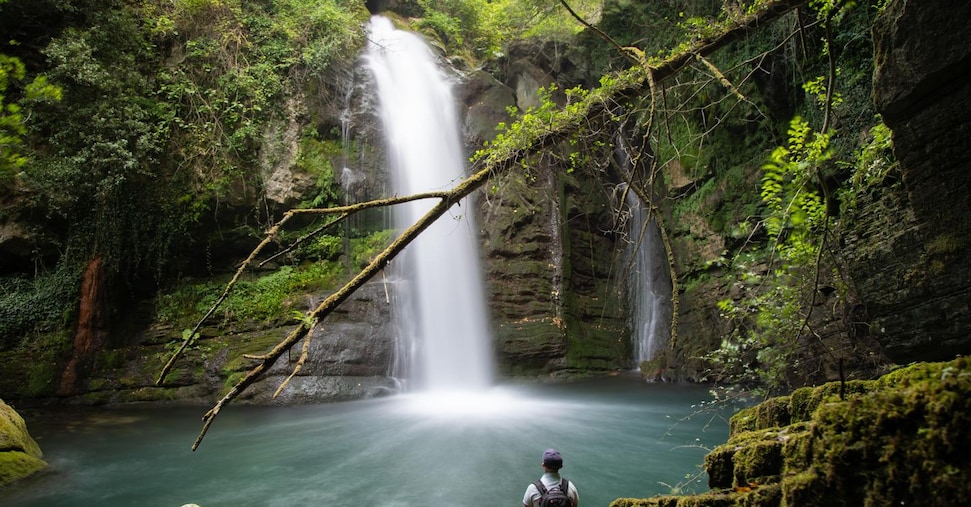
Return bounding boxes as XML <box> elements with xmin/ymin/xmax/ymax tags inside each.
<box><xmin>560</xmin><ymin>478</ymin><xmax>569</xmax><ymax>492</ymax></box>
<box><xmin>534</xmin><ymin>479</ymin><xmax>548</xmax><ymax>496</ymax></box>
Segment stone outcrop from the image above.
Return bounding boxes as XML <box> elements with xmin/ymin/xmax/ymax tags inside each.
<box><xmin>0</xmin><ymin>399</ymin><xmax>46</xmax><ymax>487</ymax></box>
<box><xmin>609</xmin><ymin>356</ymin><xmax>971</xmax><ymax>506</ymax></box>
<box><xmin>843</xmin><ymin>0</ymin><xmax>971</xmax><ymax>362</ymax></box>
<box><xmin>29</xmin><ymin>282</ymin><xmax>397</xmax><ymax>406</ymax></box>
<box><xmin>467</xmin><ymin>40</ymin><xmax>632</xmax><ymax>376</ymax></box>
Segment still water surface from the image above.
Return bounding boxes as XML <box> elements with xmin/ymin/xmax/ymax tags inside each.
<box><xmin>5</xmin><ymin>376</ymin><xmax>731</xmax><ymax>507</ymax></box>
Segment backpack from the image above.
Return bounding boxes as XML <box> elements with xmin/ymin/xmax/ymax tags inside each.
<box><xmin>533</xmin><ymin>478</ymin><xmax>574</xmax><ymax>507</ymax></box>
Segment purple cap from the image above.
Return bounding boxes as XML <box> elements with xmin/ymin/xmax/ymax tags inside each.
<box><xmin>543</xmin><ymin>448</ymin><xmax>563</xmax><ymax>468</ymax></box>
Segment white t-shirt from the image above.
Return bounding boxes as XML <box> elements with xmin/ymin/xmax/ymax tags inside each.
<box><xmin>522</xmin><ymin>472</ymin><xmax>579</xmax><ymax>507</ymax></box>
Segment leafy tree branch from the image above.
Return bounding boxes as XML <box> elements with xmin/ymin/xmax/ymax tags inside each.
<box><xmin>170</xmin><ymin>0</ymin><xmax>814</xmax><ymax>449</ymax></box>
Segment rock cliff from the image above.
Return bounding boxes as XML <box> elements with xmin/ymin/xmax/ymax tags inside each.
<box><xmin>844</xmin><ymin>0</ymin><xmax>971</xmax><ymax>362</ymax></box>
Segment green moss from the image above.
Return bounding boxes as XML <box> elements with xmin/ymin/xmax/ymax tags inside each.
<box><xmin>0</xmin><ymin>400</ymin><xmax>47</xmax><ymax>487</ymax></box>
<box><xmin>780</xmin><ymin>470</ymin><xmax>829</xmax><ymax>506</ymax></box>
<box><xmin>295</xmin><ymin>135</ymin><xmax>342</xmax><ymax>209</ymax></box>
<box><xmin>779</xmin><ymin>422</ymin><xmax>814</xmax><ymax>473</ymax></box>
<box><xmin>0</xmin><ymin>451</ymin><xmax>47</xmax><ymax>487</ymax></box>
<box><xmin>807</xmin><ymin>359</ymin><xmax>971</xmax><ymax>505</ymax></box>
<box><xmin>787</xmin><ymin>379</ymin><xmax>872</xmax><ymax>423</ymax></box>
<box><xmin>704</xmin><ymin>444</ymin><xmax>736</xmax><ymax>489</ymax></box>
<box><xmin>621</xmin><ymin>358</ymin><xmax>971</xmax><ymax>506</ymax></box>
<box><xmin>753</xmin><ymin>396</ymin><xmax>791</xmax><ymax>430</ymax></box>
<box><xmin>21</xmin><ymin>330</ymin><xmax>73</xmax><ymax>397</ymax></box>
<box><xmin>732</xmin><ymin>438</ymin><xmax>784</xmax><ymax>487</ymax></box>
<box><xmin>926</xmin><ymin>234</ymin><xmax>962</xmax><ymax>256</ymax></box>
<box><xmin>729</xmin><ymin>405</ymin><xmax>758</xmax><ymax>435</ymax></box>
<box><xmin>95</xmin><ymin>348</ymin><xmax>127</xmax><ymax>370</ymax></box>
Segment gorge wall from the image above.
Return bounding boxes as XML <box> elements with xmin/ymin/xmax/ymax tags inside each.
<box><xmin>844</xmin><ymin>0</ymin><xmax>971</xmax><ymax>362</ymax></box>
<box><xmin>2</xmin><ymin>0</ymin><xmax>970</xmax><ymax>406</ymax></box>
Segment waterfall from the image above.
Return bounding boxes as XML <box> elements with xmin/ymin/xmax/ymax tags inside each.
<box><xmin>626</xmin><ymin>195</ymin><xmax>664</xmax><ymax>365</ymax></box>
<box><xmin>614</xmin><ymin>127</ymin><xmax>672</xmax><ymax>373</ymax></box>
<box><xmin>365</xmin><ymin>16</ymin><xmax>493</xmax><ymax>392</ymax></box>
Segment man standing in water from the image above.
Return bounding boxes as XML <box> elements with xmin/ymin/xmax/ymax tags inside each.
<box><xmin>522</xmin><ymin>448</ymin><xmax>579</xmax><ymax>507</ymax></box>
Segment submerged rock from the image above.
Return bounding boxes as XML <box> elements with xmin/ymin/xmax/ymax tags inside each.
<box><xmin>0</xmin><ymin>399</ymin><xmax>47</xmax><ymax>487</ymax></box>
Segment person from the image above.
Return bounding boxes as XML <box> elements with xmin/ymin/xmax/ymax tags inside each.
<box><xmin>522</xmin><ymin>448</ymin><xmax>579</xmax><ymax>507</ymax></box>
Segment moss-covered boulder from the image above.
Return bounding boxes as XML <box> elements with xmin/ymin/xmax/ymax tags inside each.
<box><xmin>0</xmin><ymin>399</ymin><xmax>47</xmax><ymax>487</ymax></box>
<box><xmin>610</xmin><ymin>357</ymin><xmax>971</xmax><ymax>506</ymax></box>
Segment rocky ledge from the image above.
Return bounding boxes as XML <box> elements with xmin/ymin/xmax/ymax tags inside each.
<box><xmin>610</xmin><ymin>355</ymin><xmax>970</xmax><ymax>506</ymax></box>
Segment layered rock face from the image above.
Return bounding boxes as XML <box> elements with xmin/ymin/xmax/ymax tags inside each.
<box><xmin>1</xmin><ymin>282</ymin><xmax>397</xmax><ymax>406</ymax></box>
<box><xmin>465</xmin><ymin>40</ymin><xmax>633</xmax><ymax>376</ymax></box>
<box><xmin>846</xmin><ymin>0</ymin><xmax>971</xmax><ymax>361</ymax></box>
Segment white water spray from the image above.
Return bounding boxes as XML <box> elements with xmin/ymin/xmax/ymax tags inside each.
<box><xmin>365</xmin><ymin>16</ymin><xmax>493</xmax><ymax>392</ymax></box>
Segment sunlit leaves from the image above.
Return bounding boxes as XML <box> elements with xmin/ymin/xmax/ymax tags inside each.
<box><xmin>470</xmin><ymin>67</ymin><xmax>642</xmax><ymax>168</ymax></box>
<box><xmin>1</xmin><ymin>54</ymin><xmax>61</xmax><ymax>186</ymax></box>
<box><xmin>760</xmin><ymin>116</ymin><xmax>830</xmax><ymax>263</ymax></box>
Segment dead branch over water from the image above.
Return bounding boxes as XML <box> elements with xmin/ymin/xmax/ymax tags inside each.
<box><xmin>157</xmin><ymin>0</ymin><xmax>807</xmax><ymax>450</ymax></box>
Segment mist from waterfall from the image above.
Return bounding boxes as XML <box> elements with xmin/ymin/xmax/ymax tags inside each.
<box><xmin>364</xmin><ymin>16</ymin><xmax>493</xmax><ymax>392</ymax></box>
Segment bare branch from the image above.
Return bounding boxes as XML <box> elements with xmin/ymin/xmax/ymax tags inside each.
<box><xmin>156</xmin><ymin>191</ymin><xmax>450</xmax><ymax>386</ymax></box>
<box><xmin>191</xmin><ymin>171</ymin><xmax>490</xmax><ymax>449</ymax></box>
<box><xmin>181</xmin><ymin>0</ymin><xmax>811</xmax><ymax>449</ymax></box>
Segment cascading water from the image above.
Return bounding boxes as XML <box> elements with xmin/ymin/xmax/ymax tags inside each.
<box><xmin>365</xmin><ymin>16</ymin><xmax>493</xmax><ymax>392</ymax></box>
<box><xmin>614</xmin><ymin>128</ymin><xmax>672</xmax><ymax>372</ymax></box>
<box><xmin>626</xmin><ymin>194</ymin><xmax>665</xmax><ymax>365</ymax></box>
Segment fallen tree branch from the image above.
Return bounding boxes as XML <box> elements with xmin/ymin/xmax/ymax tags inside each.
<box><xmin>156</xmin><ymin>191</ymin><xmax>450</xmax><ymax>386</ymax></box>
<box><xmin>191</xmin><ymin>173</ymin><xmax>490</xmax><ymax>450</ymax></box>
<box><xmin>182</xmin><ymin>0</ymin><xmax>810</xmax><ymax>449</ymax></box>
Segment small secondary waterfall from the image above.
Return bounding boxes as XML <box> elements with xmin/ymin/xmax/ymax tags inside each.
<box><xmin>626</xmin><ymin>195</ymin><xmax>665</xmax><ymax>366</ymax></box>
<box><xmin>614</xmin><ymin>127</ymin><xmax>672</xmax><ymax>372</ymax></box>
<box><xmin>365</xmin><ymin>16</ymin><xmax>493</xmax><ymax>391</ymax></box>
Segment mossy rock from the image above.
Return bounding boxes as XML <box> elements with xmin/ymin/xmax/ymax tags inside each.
<box><xmin>789</xmin><ymin>379</ymin><xmax>873</xmax><ymax>423</ymax></box>
<box><xmin>0</xmin><ymin>399</ymin><xmax>47</xmax><ymax>487</ymax></box>
<box><xmin>779</xmin><ymin>470</ymin><xmax>832</xmax><ymax>506</ymax></box>
<box><xmin>729</xmin><ymin>395</ymin><xmax>792</xmax><ymax>435</ymax></box>
<box><xmin>613</xmin><ymin>357</ymin><xmax>971</xmax><ymax>507</ymax></box>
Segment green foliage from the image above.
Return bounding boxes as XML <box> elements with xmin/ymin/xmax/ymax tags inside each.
<box><xmin>472</xmin><ymin>70</ymin><xmax>643</xmax><ymax>167</ymax></box>
<box><xmin>2</xmin><ymin>0</ymin><xmax>368</xmax><ymax>296</ymax></box>
<box><xmin>286</xmin><ymin>231</ymin><xmax>342</xmax><ymax>263</ymax></box>
<box><xmin>280</xmin><ymin>0</ymin><xmax>367</xmax><ymax>73</ymax></box>
<box><xmin>0</xmin><ymin>53</ymin><xmax>61</xmax><ymax>189</ymax></box>
<box><xmin>412</xmin><ymin>0</ymin><xmax>602</xmax><ymax>59</ymax></box>
<box><xmin>848</xmin><ymin>120</ymin><xmax>895</xmax><ymax>190</ymax></box>
<box><xmin>0</xmin><ymin>54</ymin><xmax>29</xmax><ymax>185</ymax></box>
<box><xmin>684</xmin><ymin>1</ymin><xmax>896</xmax><ymax>395</ymax></box>
<box><xmin>348</xmin><ymin>229</ymin><xmax>394</xmax><ymax>270</ymax></box>
<box><xmin>709</xmin><ymin>115</ymin><xmax>834</xmax><ymax>394</ymax></box>
<box><xmin>295</xmin><ymin>133</ymin><xmax>341</xmax><ymax>208</ymax></box>
<box><xmin>415</xmin><ymin>0</ymin><xmax>469</xmax><ymax>47</ymax></box>
<box><xmin>16</xmin><ymin>7</ymin><xmax>189</xmax><ymax>284</ymax></box>
<box><xmin>156</xmin><ymin>262</ymin><xmax>340</xmax><ymax>328</ymax></box>
<box><xmin>594</xmin><ymin>0</ymin><xmax>703</xmax><ymax>69</ymax></box>
<box><xmin>0</xmin><ymin>267</ymin><xmax>81</xmax><ymax>350</ymax></box>
<box><xmin>761</xmin><ymin>117</ymin><xmax>830</xmax><ymax>264</ymax></box>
